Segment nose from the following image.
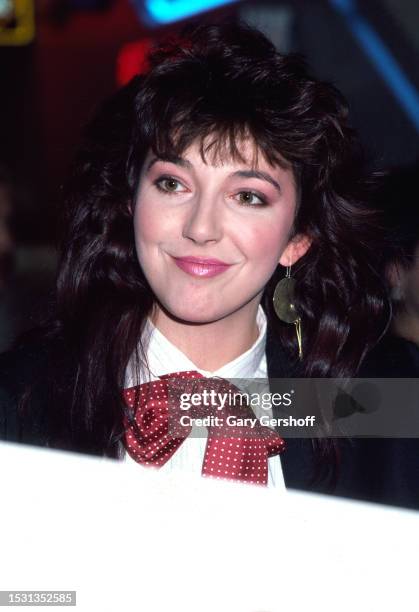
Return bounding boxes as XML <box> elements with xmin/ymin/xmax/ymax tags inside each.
<box><xmin>182</xmin><ymin>192</ymin><xmax>222</xmax><ymax>245</ymax></box>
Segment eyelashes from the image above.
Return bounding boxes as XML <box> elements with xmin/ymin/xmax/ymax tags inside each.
<box><xmin>153</xmin><ymin>175</ymin><xmax>269</xmax><ymax>207</ymax></box>
<box><xmin>154</xmin><ymin>176</ymin><xmax>185</xmax><ymax>194</ymax></box>
<box><xmin>235</xmin><ymin>191</ymin><xmax>268</xmax><ymax>206</ymax></box>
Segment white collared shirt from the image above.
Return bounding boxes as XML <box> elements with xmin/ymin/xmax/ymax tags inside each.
<box><xmin>124</xmin><ymin>305</ymin><xmax>286</xmax><ymax>490</ymax></box>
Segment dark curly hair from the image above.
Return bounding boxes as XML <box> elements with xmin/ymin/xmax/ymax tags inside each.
<box><xmin>18</xmin><ymin>21</ymin><xmax>389</xmax><ymax>462</ymax></box>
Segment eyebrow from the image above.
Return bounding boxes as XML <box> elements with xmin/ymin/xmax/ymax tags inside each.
<box><xmin>231</xmin><ymin>170</ymin><xmax>281</xmax><ymax>194</ymax></box>
<box><xmin>146</xmin><ymin>158</ymin><xmax>281</xmax><ymax>194</ymax></box>
<box><xmin>146</xmin><ymin>156</ymin><xmax>192</xmax><ymax>172</ymax></box>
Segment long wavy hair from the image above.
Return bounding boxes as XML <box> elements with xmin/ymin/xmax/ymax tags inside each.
<box><xmin>19</xmin><ymin>21</ymin><xmax>389</xmax><ymax>467</ymax></box>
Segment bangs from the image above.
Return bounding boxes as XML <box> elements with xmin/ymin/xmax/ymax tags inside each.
<box><xmin>128</xmin><ymin>33</ymin><xmax>302</xmax><ymax>185</ymax></box>
<box><xmin>133</xmin><ymin>57</ymin><xmax>293</xmax><ymax>174</ymax></box>
<box><xmin>149</xmin><ymin>115</ymin><xmax>291</xmax><ymax>171</ymax></box>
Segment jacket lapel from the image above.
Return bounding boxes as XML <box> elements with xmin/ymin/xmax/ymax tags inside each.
<box><xmin>265</xmin><ymin>319</ymin><xmax>316</xmax><ymax>490</ymax></box>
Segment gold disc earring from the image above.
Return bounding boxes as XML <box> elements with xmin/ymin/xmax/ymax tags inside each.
<box><xmin>273</xmin><ymin>265</ymin><xmax>303</xmax><ymax>360</ymax></box>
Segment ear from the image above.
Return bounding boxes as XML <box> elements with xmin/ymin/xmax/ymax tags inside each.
<box><xmin>279</xmin><ymin>233</ymin><xmax>312</xmax><ymax>267</ymax></box>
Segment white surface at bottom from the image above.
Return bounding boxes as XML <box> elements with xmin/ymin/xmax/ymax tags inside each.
<box><xmin>0</xmin><ymin>441</ymin><xmax>418</xmax><ymax>612</ymax></box>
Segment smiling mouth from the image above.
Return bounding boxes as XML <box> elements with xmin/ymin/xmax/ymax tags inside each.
<box><xmin>171</xmin><ymin>256</ymin><xmax>233</xmax><ymax>278</ymax></box>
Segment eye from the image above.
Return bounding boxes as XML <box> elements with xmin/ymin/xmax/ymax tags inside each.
<box><xmin>155</xmin><ymin>176</ymin><xmax>186</xmax><ymax>194</ymax></box>
<box><xmin>235</xmin><ymin>191</ymin><xmax>268</xmax><ymax>207</ymax></box>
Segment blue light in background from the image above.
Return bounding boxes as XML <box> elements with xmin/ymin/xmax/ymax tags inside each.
<box><xmin>330</xmin><ymin>0</ymin><xmax>419</xmax><ymax>133</ymax></box>
<box><xmin>143</xmin><ymin>0</ymin><xmax>240</xmax><ymax>25</ymax></box>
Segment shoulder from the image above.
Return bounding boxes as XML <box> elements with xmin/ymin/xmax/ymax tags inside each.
<box><xmin>335</xmin><ymin>437</ymin><xmax>419</xmax><ymax>510</ymax></box>
<box><xmin>0</xmin><ymin>339</ymin><xmax>50</xmax><ymax>391</ymax></box>
<box><xmin>0</xmin><ymin>335</ymin><xmax>68</xmax><ymax>443</ymax></box>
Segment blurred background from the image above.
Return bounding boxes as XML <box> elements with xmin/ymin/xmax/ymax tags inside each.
<box><xmin>1</xmin><ymin>0</ymin><xmax>419</xmax><ymax>352</ymax></box>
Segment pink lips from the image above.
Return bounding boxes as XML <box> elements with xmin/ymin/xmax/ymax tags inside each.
<box><xmin>171</xmin><ymin>256</ymin><xmax>232</xmax><ymax>278</ymax></box>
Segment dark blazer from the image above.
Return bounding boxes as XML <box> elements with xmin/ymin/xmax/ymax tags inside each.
<box><xmin>266</xmin><ymin>325</ymin><xmax>419</xmax><ymax>510</ymax></box>
<box><xmin>1</xmin><ymin>324</ymin><xmax>419</xmax><ymax>510</ymax></box>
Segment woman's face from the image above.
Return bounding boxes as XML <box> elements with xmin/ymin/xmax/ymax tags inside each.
<box><xmin>133</xmin><ymin>138</ymin><xmax>310</xmax><ymax>325</ymax></box>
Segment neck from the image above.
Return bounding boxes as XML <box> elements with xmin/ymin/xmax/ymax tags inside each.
<box><xmin>391</xmin><ymin>306</ymin><xmax>419</xmax><ymax>345</ymax></box>
<box><xmin>150</xmin><ymin>303</ymin><xmax>261</xmax><ymax>371</ymax></box>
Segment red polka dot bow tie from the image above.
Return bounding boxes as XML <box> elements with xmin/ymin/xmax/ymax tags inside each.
<box><xmin>123</xmin><ymin>370</ymin><xmax>286</xmax><ymax>486</ymax></box>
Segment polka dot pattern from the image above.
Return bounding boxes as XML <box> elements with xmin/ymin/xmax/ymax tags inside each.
<box><xmin>123</xmin><ymin>370</ymin><xmax>286</xmax><ymax>486</ymax></box>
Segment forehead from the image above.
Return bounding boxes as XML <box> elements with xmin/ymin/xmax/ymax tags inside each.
<box><xmin>147</xmin><ymin>134</ymin><xmax>293</xmax><ymax>175</ymax></box>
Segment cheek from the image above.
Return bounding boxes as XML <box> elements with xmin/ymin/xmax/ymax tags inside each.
<box><xmin>245</xmin><ymin>213</ymin><xmax>294</xmax><ymax>263</ymax></box>
<box><xmin>133</xmin><ymin>192</ymin><xmax>164</xmax><ymax>245</ymax></box>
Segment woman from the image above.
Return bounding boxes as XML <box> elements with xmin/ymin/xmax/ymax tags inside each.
<box><xmin>2</xmin><ymin>21</ymin><xmax>414</xmax><ymax>505</ymax></box>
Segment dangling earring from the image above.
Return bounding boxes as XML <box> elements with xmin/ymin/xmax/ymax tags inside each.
<box><xmin>273</xmin><ymin>265</ymin><xmax>303</xmax><ymax>360</ymax></box>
